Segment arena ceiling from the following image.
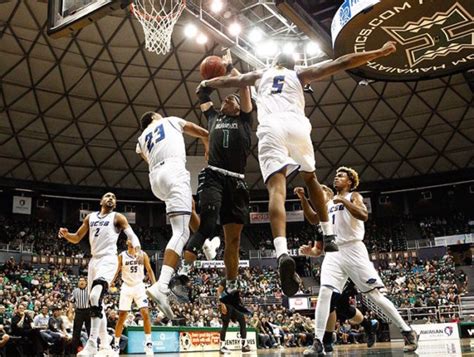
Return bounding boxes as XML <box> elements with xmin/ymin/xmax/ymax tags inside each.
<box><xmin>0</xmin><ymin>0</ymin><xmax>472</xmax><ymax>193</ymax></box>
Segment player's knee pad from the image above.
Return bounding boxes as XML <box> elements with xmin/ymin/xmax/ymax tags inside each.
<box><xmin>329</xmin><ymin>292</ymin><xmax>341</xmax><ymax>313</ymax></box>
<box><xmin>366</xmin><ymin>288</ymin><xmax>383</xmax><ymax>303</ymax></box>
<box><xmin>319</xmin><ymin>286</ymin><xmax>334</xmax><ymax>302</ymax></box>
<box><xmin>167</xmin><ymin>215</ymin><xmax>190</xmax><ymax>256</ymax></box>
<box><xmin>89</xmin><ymin>279</ymin><xmax>108</xmax><ymax>317</ymax></box>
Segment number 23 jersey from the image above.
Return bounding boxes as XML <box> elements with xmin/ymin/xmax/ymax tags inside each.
<box><xmin>136</xmin><ymin>117</ymin><xmax>187</xmax><ymax>170</ymax></box>
<box><xmin>120</xmin><ymin>251</ymin><xmax>145</xmax><ymax>286</ymax></box>
<box><xmin>256</xmin><ymin>67</ymin><xmax>305</xmax><ymax>121</ymax></box>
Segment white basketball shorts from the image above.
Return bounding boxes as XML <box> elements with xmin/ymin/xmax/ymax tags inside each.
<box><xmin>257</xmin><ymin>113</ymin><xmax>315</xmax><ymax>183</ymax></box>
<box><xmin>87</xmin><ymin>254</ymin><xmax>118</xmax><ymax>294</ymax></box>
<box><xmin>320</xmin><ymin>241</ymin><xmax>384</xmax><ymax>293</ymax></box>
<box><xmin>149</xmin><ymin>158</ymin><xmax>192</xmax><ymax>215</ymax></box>
<box><xmin>119</xmin><ymin>282</ymin><xmax>148</xmax><ymax>311</ymax></box>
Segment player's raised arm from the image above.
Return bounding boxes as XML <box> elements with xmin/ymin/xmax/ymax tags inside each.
<box><xmin>224</xmin><ymin>51</ymin><xmax>253</xmax><ymax>114</ymax></box>
<box><xmin>200</xmin><ymin>70</ymin><xmax>263</xmax><ymax>90</ymax></box>
<box><xmin>58</xmin><ymin>215</ymin><xmax>90</xmax><ymax>244</ymax></box>
<box><xmin>294</xmin><ymin>187</ymin><xmax>319</xmax><ymax>225</ymax></box>
<box><xmin>143</xmin><ymin>253</ymin><xmax>156</xmax><ymax>285</ymax></box>
<box><xmin>333</xmin><ymin>192</ymin><xmax>368</xmax><ymax>222</ymax></box>
<box><xmin>298</xmin><ymin>41</ymin><xmax>397</xmax><ymax>85</ymax></box>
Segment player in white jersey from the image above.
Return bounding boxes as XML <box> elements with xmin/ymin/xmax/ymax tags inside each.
<box><xmin>58</xmin><ymin>192</ymin><xmax>142</xmax><ymax>356</ymax></box>
<box><xmin>197</xmin><ymin>41</ymin><xmax>397</xmax><ymax>297</ymax></box>
<box><xmin>110</xmin><ymin>237</ymin><xmax>156</xmax><ymax>356</ymax></box>
<box><xmin>297</xmin><ymin>167</ymin><xmax>418</xmax><ymax>356</ymax></box>
<box><xmin>136</xmin><ymin>112</ymin><xmax>208</xmax><ymax>320</ymax></box>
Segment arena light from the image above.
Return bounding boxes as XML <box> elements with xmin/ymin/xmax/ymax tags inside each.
<box><xmin>184</xmin><ymin>23</ymin><xmax>198</xmax><ymax>38</ymax></box>
<box><xmin>306</xmin><ymin>41</ymin><xmax>321</xmax><ymax>56</ymax></box>
<box><xmin>210</xmin><ymin>0</ymin><xmax>223</xmax><ymax>13</ymax></box>
<box><xmin>283</xmin><ymin>42</ymin><xmax>295</xmax><ymax>54</ymax></box>
<box><xmin>257</xmin><ymin>40</ymin><xmax>278</xmax><ymax>58</ymax></box>
<box><xmin>228</xmin><ymin>22</ymin><xmax>241</xmax><ymax>37</ymax></box>
<box><xmin>292</xmin><ymin>52</ymin><xmax>300</xmax><ymax>61</ymax></box>
<box><xmin>196</xmin><ymin>33</ymin><xmax>208</xmax><ymax>44</ymax></box>
<box><xmin>249</xmin><ymin>28</ymin><xmax>263</xmax><ymax>43</ymax></box>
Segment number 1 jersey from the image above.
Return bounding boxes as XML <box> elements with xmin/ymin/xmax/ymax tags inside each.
<box><xmin>256</xmin><ymin>67</ymin><xmax>306</xmax><ymax>121</ymax></box>
<box><xmin>136</xmin><ymin>117</ymin><xmax>187</xmax><ymax>170</ymax></box>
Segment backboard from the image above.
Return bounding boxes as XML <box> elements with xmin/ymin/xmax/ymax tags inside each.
<box><xmin>47</xmin><ymin>0</ymin><xmax>131</xmax><ymax>38</ymax></box>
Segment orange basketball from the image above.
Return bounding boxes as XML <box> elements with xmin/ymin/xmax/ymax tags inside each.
<box><xmin>200</xmin><ymin>55</ymin><xmax>226</xmax><ymax>80</ymax></box>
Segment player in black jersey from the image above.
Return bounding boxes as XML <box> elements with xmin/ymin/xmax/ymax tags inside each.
<box><xmin>181</xmin><ymin>52</ymin><xmax>253</xmax><ymax>314</ymax></box>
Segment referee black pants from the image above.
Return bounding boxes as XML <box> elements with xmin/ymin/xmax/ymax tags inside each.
<box><xmin>72</xmin><ymin>308</ymin><xmax>91</xmax><ymax>352</ymax></box>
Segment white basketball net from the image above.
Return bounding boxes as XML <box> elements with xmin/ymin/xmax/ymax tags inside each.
<box><xmin>131</xmin><ymin>0</ymin><xmax>186</xmax><ymax>55</ymax></box>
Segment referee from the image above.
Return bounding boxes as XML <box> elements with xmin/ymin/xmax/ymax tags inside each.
<box><xmin>71</xmin><ymin>277</ymin><xmax>91</xmax><ymax>352</ymax></box>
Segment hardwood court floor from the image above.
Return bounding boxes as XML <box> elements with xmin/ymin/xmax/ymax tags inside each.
<box><xmin>119</xmin><ymin>339</ymin><xmax>474</xmax><ymax>356</ymax></box>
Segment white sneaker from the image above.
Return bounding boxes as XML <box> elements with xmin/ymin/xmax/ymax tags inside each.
<box><xmin>97</xmin><ymin>345</ymin><xmax>117</xmax><ymax>357</ymax></box>
<box><xmin>203</xmin><ymin>236</ymin><xmax>221</xmax><ymax>260</ymax></box>
<box><xmin>78</xmin><ymin>340</ymin><xmax>98</xmax><ymax>356</ymax></box>
<box><xmin>146</xmin><ymin>284</ymin><xmax>175</xmax><ymax>320</ymax></box>
<box><xmin>144</xmin><ymin>342</ymin><xmax>154</xmax><ymax>356</ymax></box>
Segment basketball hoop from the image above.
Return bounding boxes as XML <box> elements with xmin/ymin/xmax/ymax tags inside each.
<box><xmin>131</xmin><ymin>0</ymin><xmax>186</xmax><ymax>55</ymax></box>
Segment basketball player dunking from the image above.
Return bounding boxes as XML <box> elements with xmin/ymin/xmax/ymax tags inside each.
<box><xmin>58</xmin><ymin>192</ymin><xmax>142</xmax><ymax>356</ymax></box>
<box><xmin>136</xmin><ymin>112</ymin><xmax>208</xmax><ymax>319</ymax></box>
<box><xmin>197</xmin><ymin>41</ymin><xmax>397</xmax><ymax>297</ymax></box>
<box><xmin>297</xmin><ymin>167</ymin><xmax>418</xmax><ymax>356</ymax></box>
<box><xmin>110</xmin><ymin>237</ymin><xmax>156</xmax><ymax>356</ymax></box>
<box><xmin>181</xmin><ymin>52</ymin><xmax>253</xmax><ymax>314</ymax></box>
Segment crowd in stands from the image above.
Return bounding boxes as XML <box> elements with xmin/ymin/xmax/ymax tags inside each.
<box><xmin>377</xmin><ymin>254</ymin><xmax>465</xmax><ymax>322</ymax></box>
<box><xmin>418</xmin><ymin>212</ymin><xmax>471</xmax><ymax>239</ymax></box>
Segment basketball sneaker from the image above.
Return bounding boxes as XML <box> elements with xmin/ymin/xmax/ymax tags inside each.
<box><xmin>220</xmin><ymin>345</ymin><xmax>231</xmax><ymax>354</ymax></box>
<box><xmin>278</xmin><ymin>253</ymin><xmax>301</xmax><ymax>297</ymax></box>
<box><xmin>219</xmin><ymin>289</ymin><xmax>251</xmax><ymax>315</ymax></box>
<box><xmin>77</xmin><ymin>340</ymin><xmax>98</xmax><ymax>356</ymax></box>
<box><xmin>402</xmin><ymin>330</ymin><xmax>419</xmax><ymax>352</ymax></box>
<box><xmin>303</xmin><ymin>339</ymin><xmax>325</xmax><ymax>357</ymax></box>
<box><xmin>323</xmin><ymin>234</ymin><xmax>338</xmax><ymax>252</ymax></box>
<box><xmin>144</xmin><ymin>342</ymin><xmax>154</xmax><ymax>356</ymax></box>
<box><xmin>169</xmin><ymin>274</ymin><xmax>192</xmax><ymax>303</ymax></box>
<box><xmin>242</xmin><ymin>344</ymin><xmax>251</xmax><ymax>353</ymax></box>
<box><xmin>203</xmin><ymin>236</ymin><xmax>221</xmax><ymax>260</ymax></box>
<box><xmin>146</xmin><ymin>285</ymin><xmax>175</xmax><ymax>320</ymax></box>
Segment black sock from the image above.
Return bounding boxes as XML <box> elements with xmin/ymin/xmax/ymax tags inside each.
<box><xmin>323</xmin><ymin>331</ymin><xmax>334</xmax><ymax>345</ymax></box>
<box><xmin>361</xmin><ymin>318</ymin><xmax>372</xmax><ymax>332</ymax></box>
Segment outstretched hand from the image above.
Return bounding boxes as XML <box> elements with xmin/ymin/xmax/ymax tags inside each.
<box><xmin>293</xmin><ymin>187</ymin><xmax>305</xmax><ymax>199</ymax></box>
<box><xmin>58</xmin><ymin>228</ymin><xmax>68</xmax><ymax>239</ymax></box>
<box><xmin>381</xmin><ymin>41</ymin><xmax>396</xmax><ymax>56</ymax></box>
<box><xmin>299</xmin><ymin>242</ymin><xmax>322</xmax><ymax>257</ymax></box>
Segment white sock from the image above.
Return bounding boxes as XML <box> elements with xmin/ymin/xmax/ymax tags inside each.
<box><xmin>242</xmin><ymin>338</ymin><xmax>248</xmax><ymax>347</ymax></box>
<box><xmin>145</xmin><ymin>333</ymin><xmax>152</xmax><ymax>344</ymax></box>
<box><xmin>367</xmin><ymin>289</ymin><xmax>411</xmax><ymax>332</ymax></box>
<box><xmin>320</xmin><ymin>221</ymin><xmax>334</xmax><ymax>236</ymax></box>
<box><xmin>314</xmin><ymin>286</ymin><xmax>333</xmax><ymax>341</ymax></box>
<box><xmin>157</xmin><ymin>265</ymin><xmax>175</xmax><ymax>292</ymax></box>
<box><xmin>89</xmin><ymin>317</ymin><xmax>100</xmax><ymax>345</ymax></box>
<box><xmin>99</xmin><ymin>313</ymin><xmax>108</xmax><ymax>347</ymax></box>
<box><xmin>114</xmin><ymin>336</ymin><xmax>120</xmax><ymax>347</ymax></box>
<box><xmin>274</xmin><ymin>236</ymin><xmax>288</xmax><ymax>258</ymax></box>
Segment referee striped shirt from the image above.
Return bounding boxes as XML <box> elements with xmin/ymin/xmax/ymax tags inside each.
<box><xmin>71</xmin><ymin>287</ymin><xmax>89</xmax><ymax>309</ymax></box>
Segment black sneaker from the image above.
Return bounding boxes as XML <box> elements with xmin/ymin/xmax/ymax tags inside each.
<box><xmin>366</xmin><ymin>328</ymin><xmax>376</xmax><ymax>348</ymax></box>
<box><xmin>323</xmin><ymin>342</ymin><xmax>333</xmax><ymax>353</ymax></box>
<box><xmin>169</xmin><ymin>275</ymin><xmax>193</xmax><ymax>303</ymax></box>
<box><xmin>323</xmin><ymin>234</ymin><xmax>338</xmax><ymax>252</ymax></box>
<box><xmin>242</xmin><ymin>344</ymin><xmax>251</xmax><ymax>352</ymax></box>
<box><xmin>402</xmin><ymin>330</ymin><xmax>418</xmax><ymax>352</ymax></box>
<box><xmin>219</xmin><ymin>289</ymin><xmax>251</xmax><ymax>315</ymax></box>
<box><xmin>278</xmin><ymin>254</ymin><xmax>301</xmax><ymax>297</ymax></box>
<box><xmin>220</xmin><ymin>345</ymin><xmax>231</xmax><ymax>354</ymax></box>
<box><xmin>303</xmin><ymin>339</ymin><xmax>324</xmax><ymax>356</ymax></box>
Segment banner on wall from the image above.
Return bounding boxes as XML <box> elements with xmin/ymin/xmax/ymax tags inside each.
<box><xmin>79</xmin><ymin>210</ymin><xmax>136</xmax><ymax>224</ymax></box>
<box><xmin>411</xmin><ymin>323</ymin><xmax>459</xmax><ymax>341</ymax></box>
<box><xmin>223</xmin><ymin>331</ymin><xmax>257</xmax><ymax>351</ymax></box>
<box><xmin>179</xmin><ymin>331</ymin><xmax>220</xmax><ymax>352</ymax></box>
<box><xmin>12</xmin><ymin>196</ymin><xmax>32</xmax><ymax>215</ymax></box>
<box><xmin>194</xmin><ymin>260</ymin><xmax>249</xmax><ymax>269</ymax></box>
<box><xmin>250</xmin><ymin>210</ymin><xmax>304</xmax><ymax>224</ymax></box>
<box><xmin>127</xmin><ymin>330</ymin><xmax>179</xmax><ymax>353</ymax></box>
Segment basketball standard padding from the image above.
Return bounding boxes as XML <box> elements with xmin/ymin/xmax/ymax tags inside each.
<box><xmin>200</xmin><ymin>56</ymin><xmax>226</xmax><ymax>80</ymax></box>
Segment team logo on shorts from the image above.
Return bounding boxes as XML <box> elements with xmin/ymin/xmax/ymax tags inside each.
<box><xmin>366</xmin><ymin>278</ymin><xmax>377</xmax><ymax>285</ymax></box>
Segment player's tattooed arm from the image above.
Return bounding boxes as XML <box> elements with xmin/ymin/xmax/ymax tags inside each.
<box><xmin>333</xmin><ymin>192</ymin><xmax>368</xmax><ymax>222</ymax></box>
<box><xmin>294</xmin><ymin>187</ymin><xmax>319</xmax><ymax>225</ymax></box>
<box><xmin>58</xmin><ymin>214</ymin><xmax>90</xmax><ymax>244</ymax></box>
<box><xmin>110</xmin><ymin>255</ymin><xmax>122</xmax><ymax>288</ymax></box>
<box><xmin>200</xmin><ymin>70</ymin><xmax>263</xmax><ymax>89</ymax></box>
<box><xmin>223</xmin><ymin>51</ymin><xmax>252</xmax><ymax>114</ymax></box>
<box><xmin>298</xmin><ymin>41</ymin><xmax>397</xmax><ymax>85</ymax></box>
<box><xmin>143</xmin><ymin>252</ymin><xmax>156</xmax><ymax>285</ymax></box>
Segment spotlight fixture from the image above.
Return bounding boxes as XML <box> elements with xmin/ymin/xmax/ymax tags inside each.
<box><xmin>184</xmin><ymin>23</ymin><xmax>198</xmax><ymax>38</ymax></box>
<box><xmin>228</xmin><ymin>22</ymin><xmax>241</xmax><ymax>37</ymax></box>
